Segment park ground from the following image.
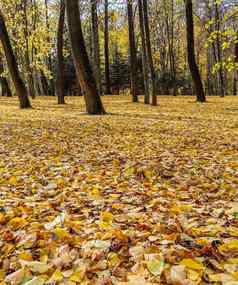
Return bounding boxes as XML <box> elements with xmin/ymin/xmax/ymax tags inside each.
<box><xmin>0</xmin><ymin>96</ymin><xmax>238</xmax><ymax>285</ymax></box>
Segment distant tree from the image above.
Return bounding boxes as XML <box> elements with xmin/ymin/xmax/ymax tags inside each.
<box><xmin>22</xmin><ymin>0</ymin><xmax>35</xmax><ymax>99</ymax></box>
<box><xmin>0</xmin><ymin>57</ymin><xmax>12</xmax><ymax>97</ymax></box>
<box><xmin>104</xmin><ymin>0</ymin><xmax>111</xmax><ymax>95</ymax></box>
<box><xmin>184</xmin><ymin>0</ymin><xmax>206</xmax><ymax>102</ymax></box>
<box><xmin>127</xmin><ymin>0</ymin><xmax>139</xmax><ymax>102</ymax></box>
<box><xmin>142</xmin><ymin>0</ymin><xmax>157</xmax><ymax>105</ymax></box>
<box><xmin>233</xmin><ymin>29</ymin><xmax>238</xmax><ymax>96</ymax></box>
<box><xmin>214</xmin><ymin>2</ymin><xmax>225</xmax><ymax>97</ymax></box>
<box><xmin>138</xmin><ymin>0</ymin><xmax>150</xmax><ymax>104</ymax></box>
<box><xmin>91</xmin><ymin>0</ymin><xmax>102</xmax><ymax>96</ymax></box>
<box><xmin>56</xmin><ymin>0</ymin><xmax>66</xmax><ymax>104</ymax></box>
<box><xmin>111</xmin><ymin>46</ymin><xmax>130</xmax><ymax>94</ymax></box>
<box><xmin>66</xmin><ymin>0</ymin><xmax>105</xmax><ymax>114</ymax></box>
<box><xmin>44</xmin><ymin>0</ymin><xmax>55</xmax><ymax>96</ymax></box>
<box><xmin>0</xmin><ymin>10</ymin><xmax>31</xmax><ymax>108</ymax></box>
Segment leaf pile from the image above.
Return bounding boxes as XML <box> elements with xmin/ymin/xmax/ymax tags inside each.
<box><xmin>0</xmin><ymin>96</ymin><xmax>238</xmax><ymax>285</ymax></box>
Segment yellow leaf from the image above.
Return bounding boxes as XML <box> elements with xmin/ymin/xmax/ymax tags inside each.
<box><xmin>18</xmin><ymin>251</ymin><xmax>33</xmax><ymax>261</ymax></box>
<box><xmin>228</xmin><ymin>227</ymin><xmax>238</xmax><ymax>237</ymax></box>
<box><xmin>220</xmin><ymin>240</ymin><xmax>238</xmax><ymax>252</ymax></box>
<box><xmin>8</xmin><ymin>176</ymin><xmax>18</xmax><ymax>185</ymax></box>
<box><xmin>180</xmin><ymin>258</ymin><xmax>204</xmax><ymax>270</ymax></box>
<box><xmin>0</xmin><ymin>213</ymin><xmax>6</xmax><ymax>225</ymax></box>
<box><xmin>21</xmin><ymin>261</ymin><xmax>49</xmax><ymax>273</ymax></box>
<box><xmin>125</xmin><ymin>167</ymin><xmax>136</xmax><ymax>176</ymax></box>
<box><xmin>112</xmin><ymin>203</ymin><xmax>122</xmax><ymax>210</ymax></box>
<box><xmin>99</xmin><ymin>221</ymin><xmax>112</xmax><ymax>230</ymax></box>
<box><xmin>0</xmin><ymin>270</ymin><xmax>5</xmax><ymax>282</ymax></box>
<box><xmin>57</xmin><ymin>178</ymin><xmax>65</xmax><ymax>187</ymax></box>
<box><xmin>171</xmin><ymin>205</ymin><xmax>181</xmax><ymax>214</ymax></box>
<box><xmin>67</xmin><ymin>221</ymin><xmax>82</xmax><ymax>234</ymax></box>
<box><xmin>187</xmin><ymin>269</ymin><xmax>201</xmax><ymax>281</ymax></box>
<box><xmin>108</xmin><ymin>252</ymin><xmax>120</xmax><ymax>267</ymax></box>
<box><xmin>227</xmin><ymin>259</ymin><xmax>238</xmax><ymax>264</ymax></box>
<box><xmin>9</xmin><ymin>217</ymin><xmax>28</xmax><ymax>229</ymax></box>
<box><xmin>209</xmin><ymin>273</ymin><xmax>236</xmax><ymax>282</ymax></box>
<box><xmin>70</xmin><ymin>270</ymin><xmax>85</xmax><ymax>282</ymax></box>
<box><xmin>101</xmin><ymin>211</ymin><xmax>113</xmax><ymax>223</ymax></box>
<box><xmin>227</xmin><ymin>240</ymin><xmax>238</xmax><ymax>250</ymax></box>
<box><xmin>53</xmin><ymin>227</ymin><xmax>70</xmax><ymax>239</ymax></box>
<box><xmin>48</xmin><ymin>270</ymin><xmax>63</xmax><ymax>282</ymax></box>
<box><xmin>179</xmin><ymin>204</ymin><xmax>193</xmax><ymax>211</ymax></box>
<box><xmin>89</xmin><ymin>186</ymin><xmax>101</xmax><ymax>200</ymax></box>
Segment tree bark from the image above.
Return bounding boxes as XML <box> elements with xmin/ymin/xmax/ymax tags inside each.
<box><xmin>127</xmin><ymin>0</ymin><xmax>139</xmax><ymax>102</ymax></box>
<box><xmin>138</xmin><ymin>0</ymin><xmax>150</xmax><ymax>104</ymax></box>
<box><xmin>91</xmin><ymin>0</ymin><xmax>102</xmax><ymax>96</ymax></box>
<box><xmin>0</xmin><ymin>58</ymin><xmax>12</xmax><ymax>97</ymax></box>
<box><xmin>104</xmin><ymin>0</ymin><xmax>111</xmax><ymax>94</ymax></box>
<box><xmin>184</xmin><ymin>0</ymin><xmax>206</xmax><ymax>102</ymax></box>
<box><xmin>23</xmin><ymin>0</ymin><xmax>35</xmax><ymax>99</ymax></box>
<box><xmin>142</xmin><ymin>0</ymin><xmax>157</xmax><ymax>106</ymax></box>
<box><xmin>66</xmin><ymin>0</ymin><xmax>105</xmax><ymax>114</ymax></box>
<box><xmin>56</xmin><ymin>0</ymin><xmax>66</xmax><ymax>104</ymax></box>
<box><xmin>215</xmin><ymin>3</ymin><xmax>225</xmax><ymax>97</ymax></box>
<box><xmin>233</xmin><ymin>30</ymin><xmax>238</xmax><ymax>96</ymax></box>
<box><xmin>45</xmin><ymin>0</ymin><xmax>55</xmax><ymax>96</ymax></box>
<box><xmin>206</xmin><ymin>46</ymin><xmax>214</xmax><ymax>96</ymax></box>
<box><xmin>0</xmin><ymin>10</ymin><xmax>31</xmax><ymax>108</ymax></box>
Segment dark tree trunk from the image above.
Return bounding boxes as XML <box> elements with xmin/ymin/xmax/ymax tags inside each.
<box><xmin>215</xmin><ymin>3</ymin><xmax>225</xmax><ymax>97</ymax></box>
<box><xmin>66</xmin><ymin>0</ymin><xmax>105</xmax><ymax>114</ymax></box>
<box><xmin>127</xmin><ymin>0</ymin><xmax>139</xmax><ymax>102</ymax></box>
<box><xmin>91</xmin><ymin>0</ymin><xmax>102</xmax><ymax>96</ymax></box>
<box><xmin>0</xmin><ymin>11</ymin><xmax>31</xmax><ymax>108</ymax></box>
<box><xmin>0</xmin><ymin>77</ymin><xmax>12</xmax><ymax>97</ymax></box>
<box><xmin>45</xmin><ymin>0</ymin><xmax>55</xmax><ymax>96</ymax></box>
<box><xmin>0</xmin><ymin>58</ymin><xmax>12</xmax><ymax>97</ymax></box>
<box><xmin>184</xmin><ymin>0</ymin><xmax>206</xmax><ymax>102</ymax></box>
<box><xmin>104</xmin><ymin>0</ymin><xmax>111</xmax><ymax>94</ymax></box>
<box><xmin>56</xmin><ymin>0</ymin><xmax>66</xmax><ymax>104</ymax></box>
<box><xmin>138</xmin><ymin>0</ymin><xmax>150</xmax><ymax>104</ymax></box>
<box><xmin>233</xmin><ymin>30</ymin><xmax>238</xmax><ymax>96</ymax></box>
<box><xmin>142</xmin><ymin>0</ymin><xmax>157</xmax><ymax>106</ymax></box>
<box><xmin>23</xmin><ymin>0</ymin><xmax>35</xmax><ymax>99</ymax></box>
<box><xmin>40</xmin><ymin>71</ymin><xmax>50</xmax><ymax>96</ymax></box>
<box><xmin>206</xmin><ymin>47</ymin><xmax>214</xmax><ymax>96</ymax></box>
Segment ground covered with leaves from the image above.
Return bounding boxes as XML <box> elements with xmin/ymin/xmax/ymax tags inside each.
<box><xmin>0</xmin><ymin>96</ymin><xmax>238</xmax><ymax>285</ymax></box>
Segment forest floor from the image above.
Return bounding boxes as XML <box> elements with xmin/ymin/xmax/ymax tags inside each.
<box><xmin>0</xmin><ymin>96</ymin><xmax>238</xmax><ymax>285</ymax></box>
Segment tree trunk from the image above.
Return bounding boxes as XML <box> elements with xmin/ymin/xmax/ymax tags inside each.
<box><xmin>142</xmin><ymin>0</ymin><xmax>157</xmax><ymax>106</ymax></box>
<box><xmin>215</xmin><ymin>3</ymin><xmax>225</xmax><ymax>97</ymax></box>
<box><xmin>207</xmin><ymin>46</ymin><xmax>214</xmax><ymax>96</ymax></box>
<box><xmin>0</xmin><ymin>57</ymin><xmax>12</xmax><ymax>97</ymax></box>
<box><xmin>45</xmin><ymin>0</ymin><xmax>55</xmax><ymax>96</ymax></box>
<box><xmin>40</xmin><ymin>71</ymin><xmax>50</xmax><ymax>96</ymax></box>
<box><xmin>91</xmin><ymin>0</ymin><xmax>102</xmax><ymax>96</ymax></box>
<box><xmin>104</xmin><ymin>0</ymin><xmax>111</xmax><ymax>94</ymax></box>
<box><xmin>56</xmin><ymin>0</ymin><xmax>66</xmax><ymax>104</ymax></box>
<box><xmin>0</xmin><ymin>10</ymin><xmax>31</xmax><ymax>108</ymax></box>
<box><xmin>127</xmin><ymin>0</ymin><xmax>139</xmax><ymax>102</ymax></box>
<box><xmin>233</xmin><ymin>30</ymin><xmax>238</xmax><ymax>96</ymax></box>
<box><xmin>23</xmin><ymin>0</ymin><xmax>35</xmax><ymax>99</ymax></box>
<box><xmin>184</xmin><ymin>0</ymin><xmax>206</xmax><ymax>102</ymax></box>
<box><xmin>138</xmin><ymin>0</ymin><xmax>150</xmax><ymax>104</ymax></box>
<box><xmin>66</xmin><ymin>0</ymin><xmax>105</xmax><ymax>115</ymax></box>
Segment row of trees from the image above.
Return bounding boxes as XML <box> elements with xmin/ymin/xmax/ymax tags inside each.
<box><xmin>0</xmin><ymin>0</ymin><xmax>238</xmax><ymax>113</ymax></box>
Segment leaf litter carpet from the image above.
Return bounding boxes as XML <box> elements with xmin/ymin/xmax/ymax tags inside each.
<box><xmin>0</xmin><ymin>96</ymin><xmax>238</xmax><ymax>285</ymax></box>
